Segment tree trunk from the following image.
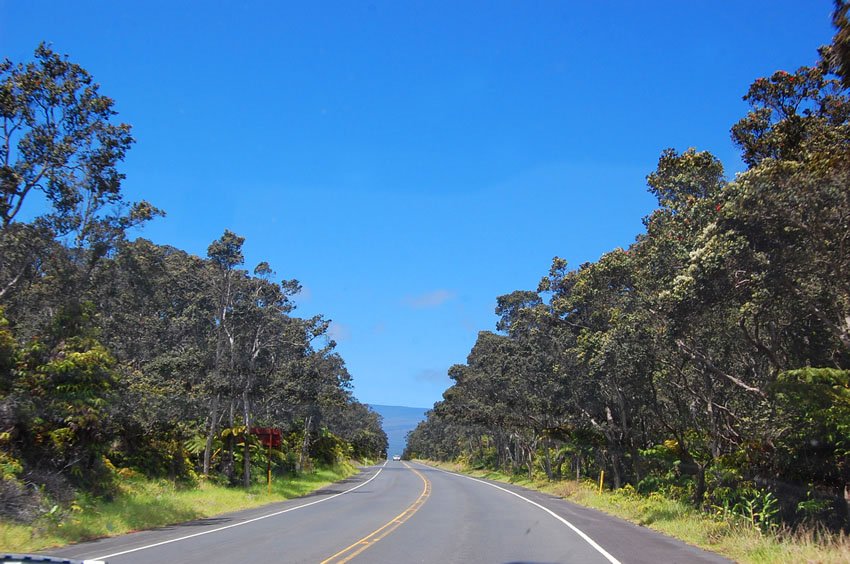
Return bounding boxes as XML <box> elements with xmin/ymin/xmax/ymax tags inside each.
<box><xmin>609</xmin><ymin>447</ymin><xmax>624</xmax><ymax>489</ymax></box>
<box><xmin>693</xmin><ymin>462</ymin><xmax>708</xmax><ymax>507</ymax></box>
<box><xmin>222</xmin><ymin>399</ymin><xmax>236</xmax><ymax>483</ymax></box>
<box><xmin>605</xmin><ymin>406</ymin><xmax>625</xmax><ymax>488</ymax></box>
<box><xmin>543</xmin><ymin>438</ymin><xmax>553</xmax><ymax>481</ymax></box>
<box><xmin>243</xmin><ymin>390</ymin><xmax>251</xmax><ymax>488</ymax></box>
<box><xmin>169</xmin><ymin>439</ymin><xmax>185</xmax><ymax>481</ymax></box>
<box><xmin>299</xmin><ymin>415</ymin><xmax>312</xmax><ymax>472</ymax></box>
<box><xmin>495</xmin><ymin>433</ymin><xmax>507</xmax><ymax>471</ymax></box>
<box><xmin>630</xmin><ymin>445</ymin><xmax>642</xmax><ymax>484</ymax></box>
<box><xmin>203</xmin><ymin>394</ymin><xmax>220</xmax><ymax>477</ymax></box>
<box><xmin>575</xmin><ymin>453</ymin><xmax>581</xmax><ymax>481</ymax></box>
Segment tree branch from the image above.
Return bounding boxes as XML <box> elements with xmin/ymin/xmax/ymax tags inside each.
<box><xmin>675</xmin><ymin>338</ymin><xmax>767</xmax><ymax>398</ymax></box>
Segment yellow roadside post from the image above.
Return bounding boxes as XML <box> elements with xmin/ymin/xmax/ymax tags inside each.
<box><xmin>598</xmin><ymin>470</ymin><xmax>604</xmax><ymax>494</ymax></box>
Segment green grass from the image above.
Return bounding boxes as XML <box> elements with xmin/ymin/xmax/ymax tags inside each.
<box><xmin>422</xmin><ymin>460</ymin><xmax>850</xmax><ymax>564</ymax></box>
<box><xmin>0</xmin><ymin>463</ymin><xmax>358</xmax><ymax>554</ymax></box>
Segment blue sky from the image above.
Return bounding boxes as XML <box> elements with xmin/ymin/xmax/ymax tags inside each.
<box><xmin>1</xmin><ymin>1</ymin><xmax>837</xmax><ymax>408</ymax></box>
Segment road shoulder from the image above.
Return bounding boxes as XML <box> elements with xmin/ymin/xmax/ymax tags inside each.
<box><xmin>415</xmin><ymin>461</ymin><xmax>732</xmax><ymax>564</ymax></box>
<box><xmin>47</xmin><ymin>464</ymin><xmax>385</xmax><ymax>562</ymax></box>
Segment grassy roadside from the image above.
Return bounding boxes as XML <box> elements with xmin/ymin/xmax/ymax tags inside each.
<box><xmin>0</xmin><ymin>462</ymin><xmax>360</xmax><ymax>554</ymax></box>
<box><xmin>420</xmin><ymin>460</ymin><xmax>850</xmax><ymax>564</ymax></box>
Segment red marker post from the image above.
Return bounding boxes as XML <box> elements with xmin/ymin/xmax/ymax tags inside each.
<box><xmin>250</xmin><ymin>427</ymin><xmax>282</xmax><ymax>494</ymax></box>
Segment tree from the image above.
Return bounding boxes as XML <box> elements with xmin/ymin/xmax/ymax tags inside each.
<box><xmin>233</xmin><ymin>263</ymin><xmax>299</xmax><ymax>486</ymax></box>
<box><xmin>0</xmin><ymin>44</ymin><xmax>159</xmax><ymax>246</ymax></box>
<box><xmin>0</xmin><ymin>45</ymin><xmax>383</xmax><ymax>511</ymax></box>
<box><xmin>541</xmin><ymin>251</ymin><xmax>655</xmax><ymax>488</ymax></box>
<box><xmin>404</xmin><ymin>2</ymin><xmax>850</xmax><ymax>528</ymax></box>
<box><xmin>826</xmin><ymin>0</ymin><xmax>850</xmax><ymax>88</ymax></box>
<box><xmin>202</xmin><ymin>230</ymin><xmax>245</xmax><ymax>479</ymax></box>
<box><xmin>89</xmin><ymin>239</ymin><xmax>214</xmax><ymax>479</ymax></box>
<box><xmin>676</xmin><ymin>48</ymin><xmax>850</xmax><ymax>507</ymax></box>
<box><xmin>5</xmin><ymin>305</ymin><xmax>117</xmax><ymax>493</ymax></box>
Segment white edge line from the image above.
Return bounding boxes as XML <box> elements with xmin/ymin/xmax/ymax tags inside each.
<box><xmin>421</xmin><ymin>463</ymin><xmax>621</xmax><ymax>564</ymax></box>
<box><xmin>92</xmin><ymin>461</ymin><xmax>388</xmax><ymax>561</ymax></box>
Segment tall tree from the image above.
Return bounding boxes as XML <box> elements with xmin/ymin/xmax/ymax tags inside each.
<box><xmin>203</xmin><ymin>230</ymin><xmax>245</xmax><ymax>477</ymax></box>
<box><xmin>0</xmin><ymin>44</ymin><xmax>159</xmax><ymax>245</ymax></box>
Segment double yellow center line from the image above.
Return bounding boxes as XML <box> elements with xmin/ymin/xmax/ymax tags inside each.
<box><xmin>321</xmin><ymin>462</ymin><xmax>431</xmax><ymax>564</ymax></box>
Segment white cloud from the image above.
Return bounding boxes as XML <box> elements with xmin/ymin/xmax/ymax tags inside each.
<box><xmin>295</xmin><ymin>285</ymin><xmax>313</xmax><ymax>301</ymax></box>
<box><xmin>415</xmin><ymin>368</ymin><xmax>449</xmax><ymax>383</ymax></box>
<box><xmin>327</xmin><ymin>321</ymin><xmax>351</xmax><ymax>342</ymax></box>
<box><xmin>404</xmin><ymin>289</ymin><xmax>456</xmax><ymax>309</ymax></box>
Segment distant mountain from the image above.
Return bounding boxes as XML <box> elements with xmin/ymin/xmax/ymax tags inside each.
<box><xmin>369</xmin><ymin>404</ymin><xmax>429</xmax><ymax>458</ymax></box>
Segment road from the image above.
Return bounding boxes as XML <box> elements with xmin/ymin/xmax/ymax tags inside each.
<box><xmin>51</xmin><ymin>461</ymin><xmax>730</xmax><ymax>563</ymax></box>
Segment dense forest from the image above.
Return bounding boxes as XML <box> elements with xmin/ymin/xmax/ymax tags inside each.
<box><xmin>0</xmin><ymin>44</ymin><xmax>386</xmax><ymax>523</ymax></box>
<box><xmin>406</xmin><ymin>4</ymin><xmax>850</xmax><ymax>531</ymax></box>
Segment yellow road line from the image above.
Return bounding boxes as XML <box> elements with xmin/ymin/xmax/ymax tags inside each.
<box><xmin>320</xmin><ymin>462</ymin><xmax>431</xmax><ymax>564</ymax></box>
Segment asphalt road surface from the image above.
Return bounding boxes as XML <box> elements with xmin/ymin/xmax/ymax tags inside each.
<box><xmin>49</xmin><ymin>461</ymin><xmax>731</xmax><ymax>563</ymax></box>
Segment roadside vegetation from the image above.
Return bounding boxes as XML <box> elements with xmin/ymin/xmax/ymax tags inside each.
<box><xmin>425</xmin><ymin>460</ymin><xmax>850</xmax><ymax>564</ymax></box>
<box><xmin>0</xmin><ymin>462</ymin><xmax>358</xmax><ymax>553</ymax></box>
<box><xmin>0</xmin><ymin>44</ymin><xmax>387</xmax><ymax>543</ymax></box>
<box><xmin>406</xmin><ymin>2</ymin><xmax>850</xmax><ymax>557</ymax></box>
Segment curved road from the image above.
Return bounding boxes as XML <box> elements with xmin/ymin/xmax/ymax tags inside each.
<box><xmin>51</xmin><ymin>461</ymin><xmax>729</xmax><ymax>563</ymax></box>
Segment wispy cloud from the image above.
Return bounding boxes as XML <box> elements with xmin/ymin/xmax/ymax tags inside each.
<box><xmin>327</xmin><ymin>321</ymin><xmax>351</xmax><ymax>342</ymax></box>
<box><xmin>415</xmin><ymin>369</ymin><xmax>449</xmax><ymax>383</ymax></box>
<box><xmin>404</xmin><ymin>289</ymin><xmax>456</xmax><ymax>309</ymax></box>
<box><xmin>295</xmin><ymin>285</ymin><xmax>312</xmax><ymax>302</ymax></box>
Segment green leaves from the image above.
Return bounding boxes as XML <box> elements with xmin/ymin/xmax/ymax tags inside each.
<box><xmin>0</xmin><ymin>309</ymin><xmax>16</xmax><ymax>393</ymax></box>
<box><xmin>207</xmin><ymin>229</ymin><xmax>245</xmax><ymax>270</ymax></box>
<box><xmin>0</xmin><ymin>46</ymin><xmax>386</xmax><ymax>506</ymax></box>
<box><xmin>775</xmin><ymin>368</ymin><xmax>850</xmax><ymax>454</ymax></box>
<box><xmin>1</xmin><ymin>43</ymin><xmax>141</xmax><ymax>243</ymax></box>
<box><xmin>412</xmin><ymin>2</ymin><xmax>850</xmax><ymax>527</ymax></box>
<box><xmin>732</xmin><ymin>65</ymin><xmax>848</xmax><ymax>166</ymax></box>
<box><xmin>0</xmin><ymin>321</ymin><xmax>118</xmax><ymax>493</ymax></box>
<box><xmin>647</xmin><ymin>148</ymin><xmax>725</xmax><ymax>210</ymax></box>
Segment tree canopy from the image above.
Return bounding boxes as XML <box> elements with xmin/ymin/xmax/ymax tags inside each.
<box><xmin>406</xmin><ymin>4</ymin><xmax>850</xmax><ymax>530</ymax></box>
<box><xmin>0</xmin><ymin>45</ymin><xmax>386</xmax><ymax>522</ymax></box>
